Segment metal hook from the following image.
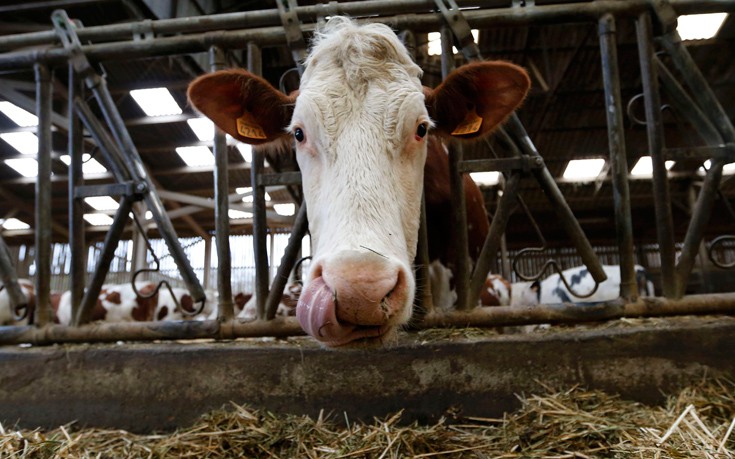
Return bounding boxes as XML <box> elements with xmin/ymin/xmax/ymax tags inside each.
<box><xmin>707</xmin><ymin>235</ymin><xmax>735</xmax><ymax>269</ymax></box>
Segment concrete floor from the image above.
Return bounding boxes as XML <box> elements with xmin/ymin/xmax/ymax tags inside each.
<box><xmin>0</xmin><ymin>315</ymin><xmax>733</xmax><ymax>433</ymax></box>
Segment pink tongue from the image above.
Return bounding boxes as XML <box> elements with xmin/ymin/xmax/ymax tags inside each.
<box><xmin>296</xmin><ymin>277</ymin><xmax>385</xmax><ymax>346</ymax></box>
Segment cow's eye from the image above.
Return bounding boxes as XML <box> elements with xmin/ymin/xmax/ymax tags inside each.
<box><xmin>416</xmin><ymin>123</ymin><xmax>428</xmax><ymax>139</ymax></box>
<box><xmin>294</xmin><ymin>127</ymin><xmax>305</xmax><ymax>142</ymax></box>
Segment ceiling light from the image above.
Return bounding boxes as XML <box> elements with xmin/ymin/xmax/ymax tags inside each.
<box><xmin>470</xmin><ymin>171</ymin><xmax>500</xmax><ymax>186</ymax></box>
<box><xmin>176</xmin><ymin>146</ymin><xmax>214</xmax><ymax>167</ymax></box>
<box><xmin>59</xmin><ymin>154</ymin><xmax>108</xmax><ymax>174</ymax></box>
<box><xmin>0</xmin><ymin>132</ymin><xmax>38</xmax><ymax>155</ymax></box>
<box><xmin>427</xmin><ymin>29</ymin><xmax>479</xmax><ymax>56</ymax></box>
<box><xmin>84</xmin><ymin>196</ymin><xmax>119</xmax><ymax>211</ymax></box>
<box><xmin>129</xmin><ymin>88</ymin><xmax>182</xmax><ymax>116</ymax></box>
<box><xmin>562</xmin><ymin>158</ymin><xmax>606</xmax><ymax>181</ymax></box>
<box><xmin>228</xmin><ymin>209</ymin><xmax>253</xmax><ymax>220</ymax></box>
<box><xmin>187</xmin><ymin>117</ymin><xmax>214</xmax><ymax>141</ymax></box>
<box><xmin>0</xmin><ymin>102</ymin><xmax>38</xmax><ymax>127</ymax></box>
<box><xmin>699</xmin><ymin>159</ymin><xmax>735</xmax><ymax>175</ymax></box>
<box><xmin>83</xmin><ymin>213</ymin><xmax>114</xmax><ymax>226</ymax></box>
<box><xmin>274</xmin><ymin>203</ymin><xmax>296</xmax><ymax>216</ymax></box>
<box><xmin>630</xmin><ymin>156</ymin><xmax>675</xmax><ymax>177</ymax></box>
<box><xmin>5</xmin><ymin>158</ymin><xmax>38</xmax><ymax>177</ymax></box>
<box><xmin>677</xmin><ymin>13</ymin><xmax>728</xmax><ymax>41</ymax></box>
<box><xmin>1</xmin><ymin>218</ymin><xmax>30</xmax><ymax>230</ymax></box>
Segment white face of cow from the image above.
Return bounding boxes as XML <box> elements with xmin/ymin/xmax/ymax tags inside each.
<box><xmin>188</xmin><ymin>17</ymin><xmax>530</xmax><ymax>347</ymax></box>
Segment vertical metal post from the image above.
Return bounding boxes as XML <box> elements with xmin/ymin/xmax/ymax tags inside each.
<box><xmin>265</xmin><ymin>204</ymin><xmax>307</xmax><ymax>320</ymax></box>
<box><xmin>636</xmin><ymin>12</ymin><xmax>677</xmax><ymax>298</ymax></box>
<box><xmin>599</xmin><ymin>14</ymin><xmax>637</xmax><ymax>301</ymax></box>
<box><xmin>34</xmin><ymin>63</ymin><xmax>53</xmax><ymax>326</ymax></box>
<box><xmin>210</xmin><ymin>45</ymin><xmax>234</xmax><ymax>321</ymax></box>
<box><xmin>248</xmin><ymin>42</ymin><xmax>269</xmax><ymax>320</ymax></box>
<box><xmin>440</xmin><ymin>25</ymin><xmax>455</xmax><ymax>77</ymax></box>
<box><xmin>413</xmin><ymin>193</ymin><xmax>433</xmax><ymax>319</ymax></box>
<box><xmin>203</xmin><ymin>235</ymin><xmax>212</xmax><ymax>290</ymax></box>
<box><xmin>68</xmin><ymin>61</ymin><xmax>86</xmax><ymax>321</ymax></box>
<box><xmin>687</xmin><ymin>184</ymin><xmax>713</xmax><ymax>294</ymax></box>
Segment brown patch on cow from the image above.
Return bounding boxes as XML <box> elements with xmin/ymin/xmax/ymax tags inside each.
<box><xmin>104</xmin><ymin>291</ymin><xmax>122</xmax><ymax>304</ymax></box>
<box><xmin>131</xmin><ymin>282</ymin><xmax>158</xmax><ymax>321</ymax></box>
<box><xmin>157</xmin><ymin>306</ymin><xmax>169</xmax><ymax>321</ymax></box>
<box><xmin>180</xmin><ymin>294</ymin><xmax>194</xmax><ymax>313</ymax></box>
<box><xmin>234</xmin><ymin>292</ymin><xmax>252</xmax><ymax>313</ymax></box>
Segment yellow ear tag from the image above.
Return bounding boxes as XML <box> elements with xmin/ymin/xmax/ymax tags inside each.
<box><xmin>451</xmin><ymin>109</ymin><xmax>483</xmax><ymax>136</ymax></box>
<box><xmin>236</xmin><ymin>114</ymin><xmax>267</xmax><ymax>140</ymax></box>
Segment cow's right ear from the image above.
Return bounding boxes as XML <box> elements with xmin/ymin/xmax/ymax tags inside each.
<box><xmin>187</xmin><ymin>69</ymin><xmax>296</xmax><ymax>145</ymax></box>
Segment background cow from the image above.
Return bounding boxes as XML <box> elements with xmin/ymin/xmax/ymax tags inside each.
<box><xmin>188</xmin><ymin>17</ymin><xmax>529</xmax><ymax>346</ymax></box>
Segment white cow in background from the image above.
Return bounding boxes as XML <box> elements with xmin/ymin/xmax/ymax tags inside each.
<box><xmin>511</xmin><ymin>264</ymin><xmax>655</xmax><ymax>306</ymax></box>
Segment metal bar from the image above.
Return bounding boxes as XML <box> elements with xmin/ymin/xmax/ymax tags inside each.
<box><xmin>34</xmin><ymin>63</ymin><xmax>53</xmax><ymax>327</ymax></box>
<box><xmin>457</xmin><ymin>156</ymin><xmax>544</xmax><ymax>174</ymax></box>
<box><xmin>75</xmin><ymin>195</ymin><xmax>134</xmax><ymax>326</ymax></box>
<box><xmin>251</xmin><ymin>149</ymin><xmax>270</xmax><ymax>321</ymax></box>
<box><xmin>0</xmin><ymin>236</ymin><xmax>28</xmax><ymax>316</ymax></box>
<box><xmin>68</xmin><ymin>62</ymin><xmax>85</xmax><ymax>325</ymax></box>
<box><xmin>414</xmin><ymin>192</ymin><xmax>433</xmax><ymax>319</ymax></box>
<box><xmin>265</xmin><ymin>204</ymin><xmax>308</xmax><ymax>320</ymax></box>
<box><xmin>665</xmin><ymin>145</ymin><xmax>735</xmax><ymax>162</ymax></box>
<box><xmin>74</xmin><ymin>97</ymin><xmax>131</xmax><ymax>183</ymax></box>
<box><xmin>599</xmin><ymin>14</ymin><xmax>637</xmax><ymax>301</ymax></box>
<box><xmin>210</xmin><ymin>45</ymin><xmax>234</xmax><ymax>322</ymax></box>
<box><xmin>468</xmin><ymin>171</ymin><xmax>522</xmax><ymax>307</ymax></box>
<box><xmin>504</xmin><ymin>114</ymin><xmax>607</xmax><ymax>284</ymax></box>
<box><xmin>636</xmin><ymin>12</ymin><xmax>677</xmax><ymax>298</ymax></box>
<box><xmin>257</xmin><ymin>172</ymin><xmax>302</xmax><ymax>186</ymax></box>
<box><xmin>2</xmin><ymin>0</ymin><xmax>732</xmax><ymax>54</ymax></box>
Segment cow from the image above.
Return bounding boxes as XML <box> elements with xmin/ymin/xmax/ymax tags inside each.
<box><xmin>237</xmin><ymin>281</ymin><xmax>303</xmax><ymax>321</ymax></box>
<box><xmin>56</xmin><ymin>282</ymin><xmax>160</xmax><ymax>325</ymax></box>
<box><xmin>0</xmin><ymin>279</ymin><xmax>35</xmax><ymax>325</ymax></box>
<box><xmin>188</xmin><ymin>17</ymin><xmax>529</xmax><ymax>346</ymax></box>
<box><xmin>429</xmin><ymin>261</ymin><xmax>511</xmax><ymax>309</ymax></box>
<box><xmin>481</xmin><ymin>274</ymin><xmax>512</xmax><ymax>306</ymax></box>
<box><xmin>154</xmin><ymin>286</ymin><xmax>219</xmax><ymax>321</ymax></box>
<box><xmin>511</xmin><ymin>264</ymin><xmax>655</xmax><ymax>306</ymax></box>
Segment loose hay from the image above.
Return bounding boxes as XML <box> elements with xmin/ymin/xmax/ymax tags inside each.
<box><xmin>1</xmin><ymin>378</ymin><xmax>733</xmax><ymax>458</ymax></box>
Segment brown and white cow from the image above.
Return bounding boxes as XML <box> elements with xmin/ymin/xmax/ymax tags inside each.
<box><xmin>56</xmin><ymin>282</ymin><xmax>159</xmax><ymax>325</ymax></box>
<box><xmin>188</xmin><ymin>17</ymin><xmax>529</xmax><ymax>346</ymax></box>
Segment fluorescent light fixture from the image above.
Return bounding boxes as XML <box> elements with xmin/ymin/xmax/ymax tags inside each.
<box><xmin>274</xmin><ymin>203</ymin><xmax>296</xmax><ymax>216</ymax></box>
<box><xmin>699</xmin><ymin>159</ymin><xmax>735</xmax><ymax>175</ymax></box>
<box><xmin>59</xmin><ymin>154</ymin><xmax>108</xmax><ymax>174</ymax></box>
<box><xmin>236</xmin><ymin>186</ymin><xmax>270</xmax><ymax>203</ymax></box>
<box><xmin>228</xmin><ymin>209</ymin><xmax>253</xmax><ymax>220</ymax></box>
<box><xmin>470</xmin><ymin>171</ymin><xmax>500</xmax><ymax>186</ymax></box>
<box><xmin>5</xmin><ymin>158</ymin><xmax>38</xmax><ymax>177</ymax></box>
<box><xmin>630</xmin><ymin>156</ymin><xmax>675</xmax><ymax>177</ymax></box>
<box><xmin>1</xmin><ymin>217</ymin><xmax>30</xmax><ymax>230</ymax></box>
<box><xmin>428</xmin><ymin>29</ymin><xmax>479</xmax><ymax>56</ymax></box>
<box><xmin>0</xmin><ymin>102</ymin><xmax>38</xmax><ymax>127</ymax></box>
<box><xmin>0</xmin><ymin>132</ymin><xmax>38</xmax><ymax>155</ymax></box>
<box><xmin>677</xmin><ymin>13</ymin><xmax>728</xmax><ymax>40</ymax></box>
<box><xmin>236</xmin><ymin>143</ymin><xmax>252</xmax><ymax>163</ymax></box>
<box><xmin>84</xmin><ymin>196</ymin><xmax>119</xmax><ymax>211</ymax></box>
<box><xmin>562</xmin><ymin>158</ymin><xmax>606</xmax><ymax>181</ymax></box>
<box><xmin>129</xmin><ymin>88</ymin><xmax>182</xmax><ymax>116</ymax></box>
<box><xmin>83</xmin><ymin>213</ymin><xmax>114</xmax><ymax>226</ymax></box>
<box><xmin>187</xmin><ymin>117</ymin><xmax>214</xmax><ymax>141</ymax></box>
<box><xmin>175</xmin><ymin>146</ymin><xmax>214</xmax><ymax>167</ymax></box>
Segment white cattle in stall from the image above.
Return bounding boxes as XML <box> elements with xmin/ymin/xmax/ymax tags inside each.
<box><xmin>154</xmin><ymin>287</ymin><xmax>217</xmax><ymax>321</ymax></box>
<box><xmin>56</xmin><ymin>282</ymin><xmax>159</xmax><ymax>325</ymax></box>
<box><xmin>188</xmin><ymin>17</ymin><xmax>529</xmax><ymax>346</ymax></box>
<box><xmin>0</xmin><ymin>279</ymin><xmax>35</xmax><ymax>325</ymax></box>
<box><xmin>237</xmin><ymin>282</ymin><xmax>302</xmax><ymax>321</ymax></box>
<box><xmin>511</xmin><ymin>264</ymin><xmax>655</xmax><ymax>306</ymax></box>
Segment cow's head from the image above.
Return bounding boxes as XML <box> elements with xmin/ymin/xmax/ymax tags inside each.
<box><xmin>188</xmin><ymin>17</ymin><xmax>529</xmax><ymax>347</ymax></box>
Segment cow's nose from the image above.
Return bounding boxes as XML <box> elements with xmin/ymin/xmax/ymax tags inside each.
<box><xmin>319</xmin><ymin>250</ymin><xmax>409</xmax><ymax>326</ymax></box>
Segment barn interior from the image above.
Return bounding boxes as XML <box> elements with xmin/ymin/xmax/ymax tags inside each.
<box><xmin>1</xmin><ymin>0</ymin><xmax>734</xmax><ymax>296</ymax></box>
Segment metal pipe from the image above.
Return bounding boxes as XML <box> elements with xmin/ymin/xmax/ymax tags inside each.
<box><xmin>599</xmin><ymin>14</ymin><xmax>637</xmax><ymax>301</ymax></box>
<box><xmin>75</xmin><ymin>195</ymin><xmax>134</xmax><ymax>325</ymax></box>
<box><xmin>4</xmin><ymin>1</ymin><xmax>734</xmax><ymax>70</ymax></box>
<box><xmin>68</xmin><ymin>63</ymin><xmax>85</xmax><ymax>322</ymax></box>
<box><xmin>413</xmin><ymin>192</ymin><xmax>433</xmax><ymax>319</ymax></box>
<box><xmin>636</xmin><ymin>12</ymin><xmax>677</xmax><ymax>298</ymax></box>
<box><xmin>210</xmin><ymin>45</ymin><xmax>234</xmax><ymax>322</ymax></box>
<box><xmin>468</xmin><ymin>171</ymin><xmax>522</xmax><ymax>307</ymax></box>
<box><xmin>252</xmin><ymin>149</ymin><xmax>270</xmax><ymax>320</ymax></box>
<box><xmin>504</xmin><ymin>115</ymin><xmax>607</xmax><ymax>284</ymax></box>
<box><xmin>265</xmin><ymin>204</ymin><xmax>308</xmax><ymax>320</ymax></box>
<box><xmin>2</xmin><ymin>0</ymin><xmax>733</xmax><ymax>54</ymax></box>
<box><xmin>34</xmin><ymin>63</ymin><xmax>53</xmax><ymax>327</ymax></box>
<box><xmin>74</xmin><ymin>97</ymin><xmax>131</xmax><ymax>183</ymax></box>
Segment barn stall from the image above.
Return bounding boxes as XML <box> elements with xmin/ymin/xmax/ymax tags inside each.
<box><xmin>0</xmin><ymin>0</ymin><xmax>733</xmax><ymax>448</ymax></box>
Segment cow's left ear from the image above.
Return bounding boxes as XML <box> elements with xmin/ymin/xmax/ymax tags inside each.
<box><xmin>425</xmin><ymin>61</ymin><xmax>530</xmax><ymax>140</ymax></box>
<box><xmin>188</xmin><ymin>69</ymin><xmax>296</xmax><ymax>145</ymax></box>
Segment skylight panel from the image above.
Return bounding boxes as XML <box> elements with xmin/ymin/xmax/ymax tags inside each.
<box><xmin>274</xmin><ymin>203</ymin><xmax>296</xmax><ymax>216</ymax></box>
<box><xmin>236</xmin><ymin>143</ymin><xmax>252</xmax><ymax>163</ymax></box>
<box><xmin>1</xmin><ymin>218</ymin><xmax>30</xmax><ymax>230</ymax></box>
<box><xmin>228</xmin><ymin>209</ymin><xmax>253</xmax><ymax>220</ymax></box>
<box><xmin>187</xmin><ymin>117</ymin><xmax>214</xmax><ymax>141</ymax></box>
<box><xmin>175</xmin><ymin>146</ymin><xmax>214</xmax><ymax>167</ymax></box>
<box><xmin>59</xmin><ymin>154</ymin><xmax>108</xmax><ymax>174</ymax></box>
<box><xmin>83</xmin><ymin>213</ymin><xmax>114</xmax><ymax>226</ymax></box>
<box><xmin>428</xmin><ymin>29</ymin><xmax>479</xmax><ymax>56</ymax></box>
<box><xmin>562</xmin><ymin>158</ymin><xmax>606</xmax><ymax>181</ymax></box>
<box><xmin>630</xmin><ymin>156</ymin><xmax>675</xmax><ymax>177</ymax></box>
<box><xmin>236</xmin><ymin>186</ymin><xmax>270</xmax><ymax>203</ymax></box>
<box><xmin>677</xmin><ymin>13</ymin><xmax>728</xmax><ymax>40</ymax></box>
<box><xmin>0</xmin><ymin>132</ymin><xmax>38</xmax><ymax>155</ymax></box>
<box><xmin>0</xmin><ymin>102</ymin><xmax>38</xmax><ymax>127</ymax></box>
<box><xmin>129</xmin><ymin>88</ymin><xmax>182</xmax><ymax>117</ymax></box>
<box><xmin>84</xmin><ymin>196</ymin><xmax>119</xmax><ymax>211</ymax></box>
<box><xmin>699</xmin><ymin>159</ymin><xmax>735</xmax><ymax>175</ymax></box>
<box><xmin>5</xmin><ymin>158</ymin><xmax>38</xmax><ymax>177</ymax></box>
<box><xmin>470</xmin><ymin>171</ymin><xmax>500</xmax><ymax>186</ymax></box>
